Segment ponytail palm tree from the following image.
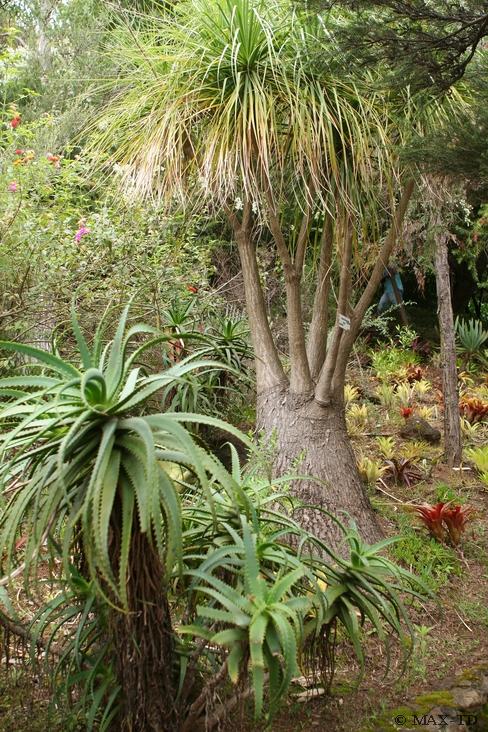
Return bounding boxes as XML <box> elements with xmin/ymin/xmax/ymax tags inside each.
<box><xmin>89</xmin><ymin>0</ymin><xmax>416</xmax><ymax>545</ymax></box>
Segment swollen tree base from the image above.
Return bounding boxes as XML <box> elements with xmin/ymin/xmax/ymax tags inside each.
<box><xmin>258</xmin><ymin>388</ymin><xmax>382</xmax><ymax>549</ymax></box>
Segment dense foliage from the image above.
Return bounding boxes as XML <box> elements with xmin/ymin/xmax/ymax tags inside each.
<box><xmin>0</xmin><ymin>306</ymin><xmax>426</xmax><ymax>730</ymax></box>
<box><xmin>0</xmin><ymin>1</ymin><xmax>486</xmax><ymax>730</ymax></box>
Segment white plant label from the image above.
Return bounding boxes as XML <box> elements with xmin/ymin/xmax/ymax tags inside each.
<box><xmin>338</xmin><ymin>314</ymin><xmax>351</xmax><ymax>331</ymax></box>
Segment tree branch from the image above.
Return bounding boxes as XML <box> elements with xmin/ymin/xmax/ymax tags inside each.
<box><xmin>314</xmin><ymin>215</ymin><xmax>353</xmax><ymax>405</ymax></box>
<box><xmin>294</xmin><ymin>205</ymin><xmax>312</xmax><ymax>276</ymax></box>
<box><xmin>306</xmin><ymin>213</ymin><xmax>334</xmax><ymax>380</ymax></box>
<box><xmin>181</xmin><ymin>659</ymin><xmax>229</xmax><ymax>732</ymax></box>
<box><xmin>225</xmin><ymin>202</ymin><xmax>287</xmax><ymax>392</ymax></box>
<box><xmin>0</xmin><ymin>609</ymin><xmax>44</xmax><ymax>650</ymax></box>
<box><xmin>328</xmin><ymin>179</ymin><xmax>415</xmax><ymax>395</ymax></box>
<box><xmin>265</xmin><ymin>191</ymin><xmax>313</xmax><ymax>394</ymax></box>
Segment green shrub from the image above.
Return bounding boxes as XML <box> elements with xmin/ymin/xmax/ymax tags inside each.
<box><xmin>370</xmin><ymin>347</ymin><xmax>419</xmax><ymax>381</ymax></box>
<box><xmin>0</xmin><ymin>113</ymin><xmax>218</xmax><ymax>349</ymax></box>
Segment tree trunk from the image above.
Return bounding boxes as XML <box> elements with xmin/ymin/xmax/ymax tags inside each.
<box><xmin>434</xmin><ymin>234</ymin><xmax>462</xmax><ymax>467</ymax></box>
<box><xmin>37</xmin><ymin>0</ymin><xmax>53</xmax><ymax>79</ymax></box>
<box><xmin>110</xmin><ymin>528</ymin><xmax>177</xmax><ymax>732</ymax></box>
<box><xmin>257</xmin><ymin>389</ymin><xmax>382</xmax><ymax>548</ymax></box>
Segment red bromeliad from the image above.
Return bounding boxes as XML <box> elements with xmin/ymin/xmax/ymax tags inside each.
<box><xmin>414</xmin><ymin>503</ymin><xmax>447</xmax><ymax>542</ymax></box>
<box><xmin>459</xmin><ymin>397</ymin><xmax>488</xmax><ymax>424</ymax></box>
<box><xmin>413</xmin><ymin>502</ymin><xmax>473</xmax><ymax>545</ymax></box>
<box><xmin>401</xmin><ymin>406</ymin><xmax>413</xmax><ymax>419</ymax></box>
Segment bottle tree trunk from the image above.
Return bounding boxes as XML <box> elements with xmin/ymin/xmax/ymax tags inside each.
<box><xmin>257</xmin><ymin>389</ymin><xmax>381</xmax><ymax>547</ymax></box>
<box><xmin>434</xmin><ymin>233</ymin><xmax>462</xmax><ymax>467</ymax></box>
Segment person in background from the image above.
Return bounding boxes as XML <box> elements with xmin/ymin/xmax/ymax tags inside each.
<box><xmin>378</xmin><ymin>265</ymin><xmax>404</xmax><ymax>313</ymax></box>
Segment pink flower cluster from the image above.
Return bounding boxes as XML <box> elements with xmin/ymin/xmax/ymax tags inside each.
<box><xmin>75</xmin><ymin>226</ymin><xmax>90</xmax><ymax>242</ymax></box>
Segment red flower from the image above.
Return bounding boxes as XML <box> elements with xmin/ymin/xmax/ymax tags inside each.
<box><xmin>10</xmin><ymin>116</ymin><xmax>21</xmax><ymax>128</ymax></box>
<box><xmin>15</xmin><ymin>148</ymin><xmax>24</xmax><ymax>155</ymax></box>
<box><xmin>187</xmin><ymin>285</ymin><xmax>198</xmax><ymax>294</ymax></box>
<box><xmin>401</xmin><ymin>407</ymin><xmax>413</xmax><ymax>419</ymax></box>
<box><xmin>47</xmin><ymin>153</ymin><xmax>60</xmax><ymax>166</ymax></box>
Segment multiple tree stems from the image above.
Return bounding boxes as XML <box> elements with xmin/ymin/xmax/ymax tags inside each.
<box><xmin>229</xmin><ymin>179</ymin><xmax>415</xmax><ymax>408</ymax></box>
<box><xmin>228</xmin><ymin>174</ymin><xmax>463</xmax><ymax>543</ymax></box>
<box><xmin>227</xmin><ymin>180</ymin><xmax>416</xmax><ymax>544</ymax></box>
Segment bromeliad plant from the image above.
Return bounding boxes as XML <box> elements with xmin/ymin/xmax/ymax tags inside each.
<box><xmin>357</xmin><ymin>454</ymin><xmax>386</xmax><ymax>485</ymax></box>
<box><xmin>459</xmin><ymin>395</ymin><xmax>488</xmax><ymax>424</ymax></box>
<box><xmin>344</xmin><ymin>383</ymin><xmax>361</xmax><ymax>407</ymax></box>
<box><xmin>383</xmin><ymin>457</ymin><xmax>423</xmax><ymax>488</ymax></box>
<box><xmin>413</xmin><ymin>503</ymin><xmax>447</xmax><ymax>543</ymax></box>
<box><xmin>412</xmin><ymin>503</ymin><xmax>473</xmax><ymax>546</ymax></box>
<box><xmin>465</xmin><ymin>445</ymin><xmax>488</xmax><ymax>489</ymax></box>
<box><xmin>346</xmin><ymin>403</ymin><xmax>370</xmax><ymax>436</ymax></box>
<box><xmin>442</xmin><ymin>505</ymin><xmax>473</xmax><ymax>546</ymax></box>
<box><xmin>376</xmin><ymin>435</ymin><xmax>396</xmax><ymax>460</ymax></box>
<box><xmin>0</xmin><ymin>303</ymin><xmax>247</xmax><ymax>732</ymax></box>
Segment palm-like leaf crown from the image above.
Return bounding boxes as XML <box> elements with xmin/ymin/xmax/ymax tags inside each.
<box><xmin>91</xmin><ymin>0</ymin><xmax>395</xmax><ymax>211</ymax></box>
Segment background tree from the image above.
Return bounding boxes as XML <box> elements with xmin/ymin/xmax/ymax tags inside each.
<box><xmin>424</xmin><ymin>179</ymin><xmax>463</xmax><ymax>467</ymax></box>
<box><xmin>322</xmin><ymin>2</ymin><xmax>488</xmax><ymax>470</ymax></box>
<box><xmin>402</xmin><ymin>55</ymin><xmax>488</xmax><ymax>466</ymax></box>
<box><xmin>321</xmin><ymin>0</ymin><xmax>488</xmax><ymax>89</ymax></box>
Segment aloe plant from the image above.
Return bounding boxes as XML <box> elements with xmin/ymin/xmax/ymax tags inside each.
<box><xmin>179</xmin><ymin>483</ymin><xmax>428</xmax><ymax>724</ymax></box>
<box><xmin>0</xmin><ymin>303</ymin><xmax>247</xmax><ymax>731</ymax></box>
<box><xmin>455</xmin><ymin>317</ymin><xmax>488</xmax><ymax>366</ymax></box>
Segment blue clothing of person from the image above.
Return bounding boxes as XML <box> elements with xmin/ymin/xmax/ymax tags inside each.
<box><xmin>378</xmin><ymin>272</ymin><xmax>404</xmax><ymax>312</ymax></box>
